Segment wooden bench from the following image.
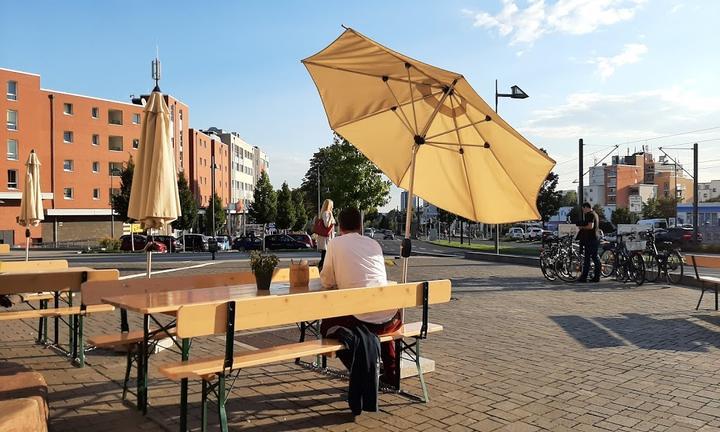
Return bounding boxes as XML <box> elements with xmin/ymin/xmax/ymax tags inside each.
<box><xmin>0</xmin><ymin>244</ymin><xmax>9</xmax><ymax>254</ymax></box>
<box><xmin>82</xmin><ymin>267</ymin><xmax>319</xmax><ymax>398</ymax></box>
<box><xmin>158</xmin><ymin>279</ymin><xmax>451</xmax><ymax>432</ymax></box>
<box><xmin>690</xmin><ymin>254</ymin><xmax>720</xmax><ymax>311</ymax></box>
<box><xmin>0</xmin><ymin>368</ymin><xmax>48</xmax><ymax>432</ymax></box>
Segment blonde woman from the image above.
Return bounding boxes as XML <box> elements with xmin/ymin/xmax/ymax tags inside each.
<box><xmin>315</xmin><ymin>199</ymin><xmax>336</xmax><ymax>268</ymax></box>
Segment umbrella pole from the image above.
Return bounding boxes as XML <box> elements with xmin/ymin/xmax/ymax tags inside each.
<box><xmin>25</xmin><ymin>228</ymin><xmax>30</xmax><ymax>262</ymax></box>
<box><xmin>146</xmin><ymin>230</ymin><xmax>153</xmax><ymax>279</ymax></box>
<box><xmin>401</xmin><ymin>147</ymin><xmax>419</xmax><ymax>283</ymax></box>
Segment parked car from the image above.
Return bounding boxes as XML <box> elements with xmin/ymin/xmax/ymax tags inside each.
<box><xmin>364</xmin><ymin>228</ymin><xmax>375</xmax><ymax>238</ymax></box>
<box><xmin>153</xmin><ymin>235</ymin><xmax>182</xmax><ymax>252</ymax></box>
<box><xmin>524</xmin><ymin>227</ymin><xmax>544</xmax><ymax>241</ymax></box>
<box><xmin>289</xmin><ymin>233</ymin><xmax>315</xmax><ymax>249</ymax></box>
<box><xmin>119</xmin><ymin>234</ymin><xmax>167</xmax><ymax>253</ymax></box>
<box><xmin>507</xmin><ymin>227</ymin><xmax>524</xmax><ymax>240</ymax></box>
<box><xmin>213</xmin><ymin>236</ymin><xmax>231</xmax><ymax>251</ymax></box>
<box><xmin>383</xmin><ymin>230</ymin><xmax>395</xmax><ymax>240</ymax></box>
<box><xmin>655</xmin><ymin>227</ymin><xmax>703</xmax><ymax>247</ymax></box>
<box><xmin>180</xmin><ymin>234</ymin><xmax>209</xmax><ymax>252</ymax></box>
<box><xmin>232</xmin><ymin>235</ymin><xmax>263</xmax><ymax>251</ymax></box>
<box><xmin>264</xmin><ymin>234</ymin><xmax>312</xmax><ymax>250</ymax></box>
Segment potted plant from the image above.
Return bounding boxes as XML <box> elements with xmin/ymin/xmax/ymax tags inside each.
<box><xmin>250</xmin><ymin>251</ymin><xmax>279</xmax><ymax>290</ymax></box>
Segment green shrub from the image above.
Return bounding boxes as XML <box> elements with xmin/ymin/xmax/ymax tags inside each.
<box><xmin>99</xmin><ymin>237</ymin><xmax>120</xmax><ymax>251</ymax></box>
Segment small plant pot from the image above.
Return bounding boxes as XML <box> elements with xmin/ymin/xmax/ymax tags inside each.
<box><xmin>254</xmin><ymin>271</ymin><xmax>273</xmax><ymax>291</ymax></box>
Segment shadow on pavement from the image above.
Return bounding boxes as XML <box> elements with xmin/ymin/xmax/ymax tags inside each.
<box><xmin>549</xmin><ymin>316</ymin><xmax>625</xmax><ymax>349</ymax></box>
<box><xmin>451</xmin><ymin>275</ymin><xmax>674</xmax><ymax>293</ymax></box>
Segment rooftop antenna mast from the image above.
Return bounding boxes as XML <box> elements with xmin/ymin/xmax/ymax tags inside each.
<box><xmin>151</xmin><ymin>46</ymin><xmax>161</xmax><ymax>92</ymax></box>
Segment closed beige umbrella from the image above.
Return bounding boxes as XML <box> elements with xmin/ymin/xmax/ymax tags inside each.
<box><xmin>128</xmin><ymin>90</ymin><xmax>180</xmax><ymax>277</ymax></box>
<box><xmin>303</xmin><ymin>28</ymin><xmax>555</xmax><ymax>281</ymax></box>
<box><xmin>18</xmin><ymin>150</ymin><xmax>44</xmax><ymax>261</ymax></box>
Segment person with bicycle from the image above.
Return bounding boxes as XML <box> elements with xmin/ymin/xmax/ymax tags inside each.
<box><xmin>577</xmin><ymin>202</ymin><xmax>601</xmax><ymax>282</ymax></box>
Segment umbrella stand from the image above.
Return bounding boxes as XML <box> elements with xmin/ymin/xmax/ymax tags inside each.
<box><xmin>401</xmin><ymin>146</ymin><xmax>419</xmax><ymax>283</ymax></box>
<box><xmin>25</xmin><ymin>228</ymin><xmax>30</xmax><ymax>262</ymax></box>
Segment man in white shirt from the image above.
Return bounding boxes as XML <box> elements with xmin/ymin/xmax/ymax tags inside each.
<box><xmin>320</xmin><ymin>208</ymin><xmax>402</xmax><ymax>384</ymax></box>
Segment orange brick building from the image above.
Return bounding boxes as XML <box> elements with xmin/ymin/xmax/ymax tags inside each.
<box><xmin>0</xmin><ymin>68</ymin><xmax>189</xmax><ymax>245</ymax></box>
<box><xmin>188</xmin><ymin>128</ymin><xmax>231</xmax><ymax>209</ymax></box>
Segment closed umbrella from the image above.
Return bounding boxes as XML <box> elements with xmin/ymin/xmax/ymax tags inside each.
<box><xmin>18</xmin><ymin>150</ymin><xmax>44</xmax><ymax>261</ymax></box>
<box><xmin>303</xmin><ymin>28</ymin><xmax>555</xmax><ymax>281</ymax></box>
<box><xmin>127</xmin><ymin>90</ymin><xmax>180</xmax><ymax>277</ymax></box>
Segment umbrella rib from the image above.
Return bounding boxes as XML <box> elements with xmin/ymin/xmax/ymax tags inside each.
<box><xmin>450</xmin><ymin>95</ymin><xmax>480</xmax><ymax>222</ymax></box>
<box><xmin>385</xmin><ymin>81</ymin><xmax>416</xmax><ymax>135</ymax></box>
<box><xmin>425</xmin><ymin>117</ymin><xmax>492</xmax><ymax>141</ymax></box>
<box><xmin>425</xmin><ymin>141</ymin><xmax>488</xmax><ymax>148</ymax></box>
<box><xmin>302</xmin><ymin>61</ymin><xmax>445</xmax><ymax>89</ymax></box>
<box><xmin>332</xmin><ymin>89</ymin><xmax>447</xmax><ymax>130</ymax></box>
<box><xmin>406</xmin><ymin>67</ymin><xmax>419</xmax><ymax>133</ymax></box>
<box><xmin>391</xmin><ymin>108</ymin><xmax>417</xmax><ymax>137</ymax></box>
<box><xmin>451</xmin><ymin>93</ymin><xmax>538</xmax><ymax>217</ymax></box>
<box><xmin>425</xmin><ymin>143</ymin><xmax>465</xmax><ymax>152</ymax></box>
<box><xmin>418</xmin><ymin>80</ymin><xmax>456</xmax><ymax>138</ymax></box>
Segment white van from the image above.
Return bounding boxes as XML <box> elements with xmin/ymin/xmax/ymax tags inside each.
<box><xmin>507</xmin><ymin>227</ymin><xmax>525</xmax><ymax>240</ymax></box>
<box><xmin>637</xmin><ymin>218</ymin><xmax>668</xmax><ymax>231</ymax></box>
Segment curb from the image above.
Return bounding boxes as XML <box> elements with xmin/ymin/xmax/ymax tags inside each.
<box><xmin>464</xmin><ymin>251</ymin><xmax>539</xmax><ymax>266</ymax></box>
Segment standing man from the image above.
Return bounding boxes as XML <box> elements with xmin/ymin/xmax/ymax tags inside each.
<box><xmin>577</xmin><ymin>202</ymin><xmax>601</xmax><ymax>282</ymax></box>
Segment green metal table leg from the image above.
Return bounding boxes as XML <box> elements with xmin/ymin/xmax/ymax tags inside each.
<box><xmin>68</xmin><ymin>293</ymin><xmax>74</xmax><ymax>354</ymax></box>
<box><xmin>180</xmin><ymin>338</ymin><xmax>190</xmax><ymax>432</ymax></box>
<box><xmin>200</xmin><ymin>380</ymin><xmax>208</xmax><ymax>432</ymax></box>
<box><xmin>122</xmin><ymin>349</ymin><xmax>132</xmax><ymax>401</ymax></box>
<box><xmin>138</xmin><ymin>314</ymin><xmax>149</xmax><ymax>413</ymax></box>
<box><xmin>53</xmin><ymin>292</ymin><xmax>60</xmax><ymax>345</ymax></box>
<box><xmin>76</xmin><ymin>315</ymin><xmax>84</xmax><ymax>367</ymax></box>
<box><xmin>36</xmin><ymin>299</ymin><xmax>47</xmax><ymax>344</ymax></box>
<box><xmin>217</xmin><ymin>373</ymin><xmax>228</xmax><ymax>432</ymax></box>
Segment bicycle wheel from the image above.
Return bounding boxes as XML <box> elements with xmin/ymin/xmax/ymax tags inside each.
<box><xmin>540</xmin><ymin>252</ymin><xmax>557</xmax><ymax>281</ymax></box>
<box><xmin>555</xmin><ymin>250</ymin><xmax>580</xmax><ymax>282</ymax></box>
<box><xmin>600</xmin><ymin>249</ymin><xmax>616</xmax><ymax>278</ymax></box>
<box><xmin>666</xmin><ymin>250</ymin><xmax>684</xmax><ymax>284</ymax></box>
<box><xmin>630</xmin><ymin>253</ymin><xmax>646</xmax><ymax>286</ymax></box>
<box><xmin>642</xmin><ymin>252</ymin><xmax>660</xmax><ymax>283</ymax></box>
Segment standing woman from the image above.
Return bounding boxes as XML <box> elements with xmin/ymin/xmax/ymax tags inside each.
<box><xmin>316</xmin><ymin>199</ymin><xmax>336</xmax><ymax>269</ymax></box>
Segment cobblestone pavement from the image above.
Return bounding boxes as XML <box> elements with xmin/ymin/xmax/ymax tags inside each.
<box><xmin>2</xmin><ymin>257</ymin><xmax>720</xmax><ymax>431</ymax></box>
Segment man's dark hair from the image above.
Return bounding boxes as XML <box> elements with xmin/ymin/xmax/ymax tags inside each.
<box><xmin>339</xmin><ymin>207</ymin><xmax>362</xmax><ymax>232</ymax></box>
<box><xmin>582</xmin><ymin>202</ymin><xmax>592</xmax><ymax>209</ymax></box>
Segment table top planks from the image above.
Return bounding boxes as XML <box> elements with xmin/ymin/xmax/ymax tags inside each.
<box><xmin>0</xmin><ymin>267</ymin><xmax>111</xmax><ymax>296</ymax></box>
<box><xmin>101</xmin><ymin>279</ymin><xmax>328</xmax><ymax>314</ymax></box>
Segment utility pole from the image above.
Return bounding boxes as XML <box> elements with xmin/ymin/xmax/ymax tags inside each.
<box><xmin>693</xmin><ymin>142</ymin><xmax>699</xmax><ymax>244</ymax></box>
<box><xmin>578</xmin><ymin>138</ymin><xmax>584</xmax><ymax>210</ymax></box>
<box><xmin>210</xmin><ymin>154</ymin><xmax>217</xmax><ymax>261</ymax></box>
<box><xmin>317</xmin><ymin>165</ymin><xmax>321</xmax><ymax>216</ymax></box>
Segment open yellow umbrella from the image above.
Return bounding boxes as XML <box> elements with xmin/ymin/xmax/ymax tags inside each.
<box><xmin>18</xmin><ymin>150</ymin><xmax>44</xmax><ymax>261</ymax></box>
<box><xmin>303</xmin><ymin>28</ymin><xmax>555</xmax><ymax>281</ymax></box>
<box><xmin>128</xmin><ymin>89</ymin><xmax>180</xmax><ymax>277</ymax></box>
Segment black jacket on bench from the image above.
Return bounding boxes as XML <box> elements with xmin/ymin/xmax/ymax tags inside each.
<box><xmin>328</xmin><ymin>324</ymin><xmax>381</xmax><ymax>415</ymax></box>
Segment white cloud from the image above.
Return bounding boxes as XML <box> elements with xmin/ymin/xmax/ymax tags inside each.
<box><xmin>670</xmin><ymin>3</ymin><xmax>684</xmax><ymax>13</ymax></box>
<box><xmin>588</xmin><ymin>43</ymin><xmax>648</xmax><ymax>79</ymax></box>
<box><xmin>466</xmin><ymin>0</ymin><xmax>646</xmax><ymax>45</ymax></box>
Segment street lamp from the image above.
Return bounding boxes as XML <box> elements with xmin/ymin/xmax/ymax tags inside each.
<box><xmin>209</xmin><ymin>154</ymin><xmax>219</xmax><ymax>260</ymax></box>
<box><xmin>494</xmin><ymin>79</ymin><xmax>529</xmax><ymax>254</ymax></box>
<box><xmin>109</xmin><ymin>167</ymin><xmax>120</xmax><ymax>238</ymax></box>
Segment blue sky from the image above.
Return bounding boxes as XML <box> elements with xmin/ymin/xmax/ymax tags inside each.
<box><xmin>2</xmin><ymin>0</ymin><xmax>719</xmax><ymax>211</ymax></box>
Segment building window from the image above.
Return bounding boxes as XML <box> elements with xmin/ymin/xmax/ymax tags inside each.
<box><xmin>7</xmin><ymin>139</ymin><xmax>18</xmax><ymax>160</ymax></box>
<box><xmin>7</xmin><ymin>81</ymin><xmax>17</xmax><ymax>101</ymax></box>
<box><xmin>7</xmin><ymin>109</ymin><xmax>17</xmax><ymax>130</ymax></box>
<box><xmin>108</xmin><ymin>136</ymin><xmax>123</xmax><ymax>151</ymax></box>
<box><xmin>93</xmin><ymin>188</ymin><xmax>100</xmax><ymax>200</ymax></box>
<box><xmin>63</xmin><ymin>188</ymin><xmax>73</xmax><ymax>199</ymax></box>
<box><xmin>132</xmin><ymin>138</ymin><xmax>140</xmax><ymax>149</ymax></box>
<box><xmin>108</xmin><ymin>109</ymin><xmax>123</xmax><ymax>125</ymax></box>
<box><xmin>63</xmin><ymin>160</ymin><xmax>74</xmax><ymax>172</ymax></box>
<box><xmin>109</xmin><ymin>162</ymin><xmax>123</xmax><ymax>175</ymax></box>
<box><xmin>7</xmin><ymin>170</ymin><xmax>18</xmax><ymax>189</ymax></box>
<box><xmin>132</xmin><ymin>113</ymin><xmax>141</xmax><ymax>124</ymax></box>
<box><xmin>63</xmin><ymin>103</ymin><xmax>73</xmax><ymax>115</ymax></box>
<box><xmin>92</xmin><ymin>161</ymin><xmax>99</xmax><ymax>173</ymax></box>
<box><xmin>92</xmin><ymin>134</ymin><xmax>100</xmax><ymax>146</ymax></box>
<box><xmin>91</xmin><ymin>107</ymin><xmax>99</xmax><ymax>119</ymax></box>
<box><xmin>63</xmin><ymin>131</ymin><xmax>73</xmax><ymax>143</ymax></box>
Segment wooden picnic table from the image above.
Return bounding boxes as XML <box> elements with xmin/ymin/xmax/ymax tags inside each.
<box><xmin>101</xmin><ymin>278</ymin><xmax>327</xmax><ymax>416</ymax></box>
<box><xmin>0</xmin><ymin>266</ymin><xmax>116</xmax><ymax>362</ymax></box>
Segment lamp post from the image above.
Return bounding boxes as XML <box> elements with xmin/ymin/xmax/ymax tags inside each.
<box><xmin>658</xmin><ymin>144</ymin><xmax>699</xmax><ymax>243</ymax></box>
<box><xmin>210</xmin><ymin>154</ymin><xmax>218</xmax><ymax>260</ymax></box>
<box><xmin>109</xmin><ymin>167</ymin><xmax>119</xmax><ymax>238</ymax></box>
<box><xmin>494</xmin><ymin>79</ymin><xmax>529</xmax><ymax>254</ymax></box>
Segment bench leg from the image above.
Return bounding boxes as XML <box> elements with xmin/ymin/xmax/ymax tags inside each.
<box><xmin>54</xmin><ymin>292</ymin><xmax>60</xmax><ymax>345</ymax></box>
<box><xmin>180</xmin><ymin>338</ymin><xmax>190</xmax><ymax>432</ymax></box>
<box><xmin>200</xmin><ymin>380</ymin><xmax>208</xmax><ymax>432</ymax></box>
<box><xmin>415</xmin><ymin>338</ymin><xmax>429</xmax><ymax>403</ymax></box>
<box><xmin>36</xmin><ymin>299</ymin><xmax>47</xmax><ymax>344</ymax></box>
<box><xmin>217</xmin><ymin>373</ymin><xmax>228</xmax><ymax>432</ymax></box>
<box><xmin>696</xmin><ymin>286</ymin><xmax>706</xmax><ymax>310</ymax></box>
<box><xmin>122</xmin><ymin>348</ymin><xmax>133</xmax><ymax>401</ymax></box>
<box><xmin>75</xmin><ymin>314</ymin><xmax>85</xmax><ymax>367</ymax></box>
<box><xmin>138</xmin><ymin>314</ymin><xmax>150</xmax><ymax>414</ymax></box>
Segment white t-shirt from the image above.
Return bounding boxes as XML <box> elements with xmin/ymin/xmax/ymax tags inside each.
<box><xmin>320</xmin><ymin>232</ymin><xmax>398</xmax><ymax>324</ymax></box>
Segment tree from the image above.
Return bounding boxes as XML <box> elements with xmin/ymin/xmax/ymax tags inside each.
<box><xmin>291</xmin><ymin>189</ymin><xmax>308</xmax><ymax>232</ymax></box>
<box><xmin>657</xmin><ymin>197</ymin><xmax>679</xmax><ymax>219</ymax></box>
<box><xmin>535</xmin><ymin>149</ymin><xmax>562</xmax><ymax>227</ymax></box>
<box><xmin>111</xmin><ymin>157</ymin><xmax>134</xmax><ymax>222</ymax></box>
<box><xmin>205</xmin><ymin>193</ymin><xmax>226</xmax><ymax>235</ymax></box>
<box><xmin>275</xmin><ymin>182</ymin><xmax>295</xmax><ymax>231</ymax></box>
<box><xmin>248</xmin><ymin>171</ymin><xmax>277</xmax><ymax>226</ymax></box>
<box><xmin>641</xmin><ymin>198</ymin><xmax>663</xmax><ymax>219</ymax></box>
<box><xmin>172</xmin><ymin>172</ymin><xmax>197</xmax><ymax>232</ymax></box>
<box><xmin>559</xmin><ymin>190</ymin><xmax>578</xmax><ymax>207</ymax></box>
<box><xmin>612</xmin><ymin>207</ymin><xmax>639</xmax><ymax>225</ymax></box>
<box><xmin>300</xmin><ymin>134</ymin><xmax>391</xmax><ymax>215</ymax></box>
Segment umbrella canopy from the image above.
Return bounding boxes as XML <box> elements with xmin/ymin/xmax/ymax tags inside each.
<box><xmin>18</xmin><ymin>150</ymin><xmax>44</xmax><ymax>228</ymax></box>
<box><xmin>303</xmin><ymin>28</ymin><xmax>555</xmax><ymax>223</ymax></box>
<box><xmin>128</xmin><ymin>91</ymin><xmax>180</xmax><ymax>230</ymax></box>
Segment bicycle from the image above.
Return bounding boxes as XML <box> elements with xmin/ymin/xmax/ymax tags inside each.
<box><xmin>612</xmin><ymin>233</ymin><xmax>646</xmax><ymax>286</ymax></box>
<box><xmin>641</xmin><ymin>229</ymin><xmax>684</xmax><ymax>284</ymax></box>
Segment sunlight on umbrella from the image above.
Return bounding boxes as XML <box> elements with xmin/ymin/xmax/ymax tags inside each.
<box><xmin>303</xmin><ymin>28</ymin><xmax>555</xmax><ymax>281</ymax></box>
<box><xmin>18</xmin><ymin>150</ymin><xmax>43</xmax><ymax>261</ymax></box>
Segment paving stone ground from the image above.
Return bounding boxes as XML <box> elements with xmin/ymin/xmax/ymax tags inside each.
<box><xmin>3</xmin><ymin>256</ymin><xmax>720</xmax><ymax>431</ymax></box>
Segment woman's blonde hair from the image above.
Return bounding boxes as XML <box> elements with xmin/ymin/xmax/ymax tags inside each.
<box><xmin>320</xmin><ymin>199</ymin><xmax>333</xmax><ymax>215</ymax></box>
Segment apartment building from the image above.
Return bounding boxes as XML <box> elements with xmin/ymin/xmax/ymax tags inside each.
<box><xmin>205</xmin><ymin>128</ymin><xmax>255</xmax><ymax>211</ymax></box>
<box><xmin>699</xmin><ymin>180</ymin><xmax>720</xmax><ymax>202</ymax></box>
<box><xmin>253</xmin><ymin>146</ymin><xmax>269</xmax><ymax>185</ymax></box>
